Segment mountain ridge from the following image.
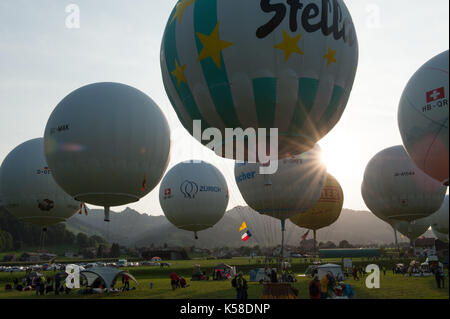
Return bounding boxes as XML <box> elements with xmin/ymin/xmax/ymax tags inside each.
<box><xmin>65</xmin><ymin>206</ymin><xmax>429</xmax><ymax>248</ymax></box>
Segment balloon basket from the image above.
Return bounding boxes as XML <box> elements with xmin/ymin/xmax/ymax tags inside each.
<box><xmin>260</xmin><ymin>283</ymin><xmax>298</xmax><ymax>299</ymax></box>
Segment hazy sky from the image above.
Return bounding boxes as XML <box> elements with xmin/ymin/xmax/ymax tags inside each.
<box><xmin>0</xmin><ymin>0</ymin><xmax>448</xmax><ymax>216</ymax></box>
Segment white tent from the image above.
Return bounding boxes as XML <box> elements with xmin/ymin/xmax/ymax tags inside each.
<box><xmin>317</xmin><ymin>264</ymin><xmax>345</xmax><ymax>281</ymax></box>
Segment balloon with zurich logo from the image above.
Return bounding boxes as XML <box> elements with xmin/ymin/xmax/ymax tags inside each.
<box><xmin>161</xmin><ymin>0</ymin><xmax>359</xmax><ymax>159</ymax></box>
<box><xmin>159</xmin><ymin>160</ymin><xmax>229</xmax><ymax>239</ymax></box>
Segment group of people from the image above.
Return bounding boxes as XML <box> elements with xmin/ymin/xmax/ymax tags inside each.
<box><xmin>213</xmin><ymin>268</ymin><xmax>232</xmax><ymax>280</ymax></box>
<box><xmin>309</xmin><ymin>272</ymin><xmax>354</xmax><ymax>299</ymax></box>
<box><xmin>6</xmin><ymin>272</ymin><xmax>70</xmax><ymax>295</ymax></box>
<box><xmin>169</xmin><ymin>272</ymin><xmax>189</xmax><ymax>290</ymax></box>
<box><xmin>350</xmin><ymin>266</ymin><xmax>368</xmax><ymax>280</ymax></box>
<box><xmin>231</xmin><ymin>272</ymin><xmax>248</xmax><ymax>299</ymax></box>
<box><xmin>264</xmin><ymin>267</ymin><xmax>278</xmax><ymax>283</ymax></box>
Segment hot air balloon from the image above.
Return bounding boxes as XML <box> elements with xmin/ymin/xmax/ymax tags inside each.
<box><xmin>361</xmin><ymin>145</ymin><xmax>447</xmax><ymax>223</ymax></box>
<box><xmin>432</xmin><ymin>227</ymin><xmax>449</xmax><ymax>243</ymax></box>
<box><xmin>161</xmin><ymin>0</ymin><xmax>359</xmax><ymax>160</ymax></box>
<box><xmin>0</xmin><ymin>138</ymin><xmax>80</xmax><ymax>228</ymax></box>
<box><xmin>235</xmin><ymin>144</ymin><xmax>326</xmax><ymax>257</ymax></box>
<box><xmin>44</xmin><ymin>82</ymin><xmax>171</xmax><ymax>222</ymax></box>
<box><xmin>159</xmin><ymin>160</ymin><xmax>228</xmax><ymax>239</ymax></box>
<box><xmin>427</xmin><ymin>195</ymin><xmax>449</xmax><ymax>235</ymax></box>
<box><xmin>0</xmin><ymin>170</ymin><xmax>3</xmax><ymax>208</ymax></box>
<box><xmin>393</xmin><ymin>218</ymin><xmax>430</xmax><ymax>245</ymax></box>
<box><xmin>398</xmin><ymin>50</ymin><xmax>449</xmax><ymax>186</ymax></box>
<box><xmin>290</xmin><ymin>173</ymin><xmax>343</xmax><ymax>254</ymax></box>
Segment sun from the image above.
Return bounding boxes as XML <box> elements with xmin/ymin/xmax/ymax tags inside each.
<box><xmin>318</xmin><ymin>132</ymin><xmax>365</xmax><ymax>191</ymax></box>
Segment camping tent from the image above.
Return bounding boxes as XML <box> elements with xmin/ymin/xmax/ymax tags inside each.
<box><xmin>212</xmin><ymin>263</ymin><xmax>236</xmax><ymax>279</ymax></box>
<box><xmin>317</xmin><ymin>264</ymin><xmax>345</xmax><ymax>281</ymax></box>
<box><xmin>249</xmin><ymin>268</ymin><xmax>266</xmax><ymax>282</ymax></box>
<box><xmin>80</xmin><ymin>267</ymin><xmax>138</xmax><ymax>292</ymax></box>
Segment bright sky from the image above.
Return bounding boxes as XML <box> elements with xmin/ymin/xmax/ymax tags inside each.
<box><xmin>0</xmin><ymin>0</ymin><xmax>448</xmax><ymax>216</ymax></box>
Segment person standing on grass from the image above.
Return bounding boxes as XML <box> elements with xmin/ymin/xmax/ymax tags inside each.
<box><xmin>123</xmin><ymin>274</ymin><xmax>130</xmax><ymax>290</ymax></box>
<box><xmin>39</xmin><ymin>275</ymin><xmax>46</xmax><ymax>295</ymax></box>
<box><xmin>234</xmin><ymin>272</ymin><xmax>247</xmax><ymax>300</ymax></box>
<box><xmin>433</xmin><ymin>265</ymin><xmax>441</xmax><ymax>288</ymax></box>
<box><xmin>439</xmin><ymin>268</ymin><xmax>445</xmax><ymax>288</ymax></box>
<box><xmin>54</xmin><ymin>275</ymin><xmax>61</xmax><ymax>295</ymax></box>
<box><xmin>309</xmin><ymin>276</ymin><xmax>320</xmax><ymax>299</ymax></box>
<box><xmin>352</xmin><ymin>266</ymin><xmax>359</xmax><ymax>280</ymax></box>
<box><xmin>33</xmin><ymin>276</ymin><xmax>40</xmax><ymax>296</ymax></box>
<box><xmin>320</xmin><ymin>275</ymin><xmax>328</xmax><ymax>299</ymax></box>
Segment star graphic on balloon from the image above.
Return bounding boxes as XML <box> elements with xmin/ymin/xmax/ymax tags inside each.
<box><xmin>196</xmin><ymin>22</ymin><xmax>234</xmax><ymax>69</ymax></box>
<box><xmin>171</xmin><ymin>0</ymin><xmax>195</xmax><ymax>24</ymax></box>
<box><xmin>171</xmin><ymin>59</ymin><xmax>187</xmax><ymax>87</ymax></box>
<box><xmin>323</xmin><ymin>47</ymin><xmax>337</xmax><ymax>67</ymax></box>
<box><xmin>274</xmin><ymin>30</ymin><xmax>304</xmax><ymax>63</ymax></box>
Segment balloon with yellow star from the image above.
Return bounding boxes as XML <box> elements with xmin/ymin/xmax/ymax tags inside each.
<box><xmin>161</xmin><ymin>0</ymin><xmax>359</xmax><ymax>160</ymax></box>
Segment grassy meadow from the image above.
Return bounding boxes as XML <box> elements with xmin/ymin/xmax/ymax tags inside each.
<box><xmin>0</xmin><ymin>257</ymin><xmax>448</xmax><ymax>299</ymax></box>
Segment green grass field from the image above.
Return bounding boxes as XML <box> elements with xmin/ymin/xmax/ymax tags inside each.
<box><xmin>0</xmin><ymin>258</ymin><xmax>448</xmax><ymax>299</ymax></box>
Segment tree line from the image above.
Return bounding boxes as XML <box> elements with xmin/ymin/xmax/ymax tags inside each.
<box><xmin>0</xmin><ymin>208</ymin><xmax>107</xmax><ymax>253</ymax></box>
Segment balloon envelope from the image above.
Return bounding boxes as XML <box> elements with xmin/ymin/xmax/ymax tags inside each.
<box><xmin>0</xmin><ymin>138</ymin><xmax>79</xmax><ymax>226</ymax></box>
<box><xmin>234</xmin><ymin>145</ymin><xmax>326</xmax><ymax>221</ymax></box>
<box><xmin>427</xmin><ymin>195</ymin><xmax>449</xmax><ymax>234</ymax></box>
<box><xmin>290</xmin><ymin>173</ymin><xmax>343</xmax><ymax>230</ymax></box>
<box><xmin>159</xmin><ymin>160</ymin><xmax>228</xmax><ymax>232</ymax></box>
<box><xmin>398</xmin><ymin>50</ymin><xmax>449</xmax><ymax>185</ymax></box>
<box><xmin>44</xmin><ymin>82</ymin><xmax>171</xmax><ymax>209</ymax></box>
<box><xmin>361</xmin><ymin>145</ymin><xmax>447</xmax><ymax>222</ymax></box>
<box><xmin>432</xmin><ymin>227</ymin><xmax>449</xmax><ymax>243</ymax></box>
<box><xmin>161</xmin><ymin>0</ymin><xmax>359</xmax><ymax>159</ymax></box>
<box><xmin>393</xmin><ymin>218</ymin><xmax>430</xmax><ymax>242</ymax></box>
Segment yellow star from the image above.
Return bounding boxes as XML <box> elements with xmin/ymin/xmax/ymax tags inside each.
<box><xmin>196</xmin><ymin>22</ymin><xmax>234</xmax><ymax>69</ymax></box>
<box><xmin>323</xmin><ymin>47</ymin><xmax>337</xmax><ymax>67</ymax></box>
<box><xmin>171</xmin><ymin>0</ymin><xmax>195</xmax><ymax>24</ymax></box>
<box><xmin>274</xmin><ymin>30</ymin><xmax>304</xmax><ymax>63</ymax></box>
<box><xmin>171</xmin><ymin>60</ymin><xmax>187</xmax><ymax>87</ymax></box>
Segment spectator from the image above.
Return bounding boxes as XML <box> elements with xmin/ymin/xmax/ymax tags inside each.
<box><xmin>352</xmin><ymin>266</ymin><xmax>359</xmax><ymax>280</ymax></box>
<box><xmin>233</xmin><ymin>272</ymin><xmax>248</xmax><ymax>300</ymax></box>
<box><xmin>180</xmin><ymin>277</ymin><xmax>189</xmax><ymax>288</ymax></box>
<box><xmin>320</xmin><ymin>275</ymin><xmax>328</xmax><ymax>299</ymax></box>
<box><xmin>340</xmin><ymin>282</ymin><xmax>354</xmax><ymax>299</ymax></box>
<box><xmin>123</xmin><ymin>274</ymin><xmax>130</xmax><ymax>290</ymax></box>
<box><xmin>434</xmin><ymin>266</ymin><xmax>442</xmax><ymax>288</ymax></box>
<box><xmin>55</xmin><ymin>275</ymin><xmax>61</xmax><ymax>295</ymax></box>
<box><xmin>170</xmin><ymin>272</ymin><xmax>181</xmax><ymax>290</ymax></box>
<box><xmin>308</xmin><ymin>276</ymin><xmax>320</xmax><ymax>299</ymax></box>
<box><xmin>270</xmin><ymin>269</ymin><xmax>277</xmax><ymax>283</ymax></box>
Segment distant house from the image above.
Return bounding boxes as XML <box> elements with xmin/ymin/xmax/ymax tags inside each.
<box><xmin>19</xmin><ymin>252</ymin><xmax>56</xmax><ymax>262</ymax></box>
<box><xmin>299</xmin><ymin>239</ymin><xmax>316</xmax><ymax>252</ymax></box>
<box><xmin>141</xmin><ymin>247</ymin><xmax>188</xmax><ymax>260</ymax></box>
<box><xmin>65</xmin><ymin>251</ymin><xmax>74</xmax><ymax>258</ymax></box>
<box><xmin>193</xmin><ymin>248</ymin><xmax>211</xmax><ymax>255</ymax></box>
<box><xmin>414</xmin><ymin>238</ymin><xmax>436</xmax><ymax>257</ymax></box>
<box><xmin>2</xmin><ymin>254</ymin><xmax>16</xmax><ymax>262</ymax></box>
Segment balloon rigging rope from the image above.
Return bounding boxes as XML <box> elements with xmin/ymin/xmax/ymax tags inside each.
<box><xmin>223</xmin><ymin>161</ymin><xmax>265</xmax><ymax>248</ymax></box>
